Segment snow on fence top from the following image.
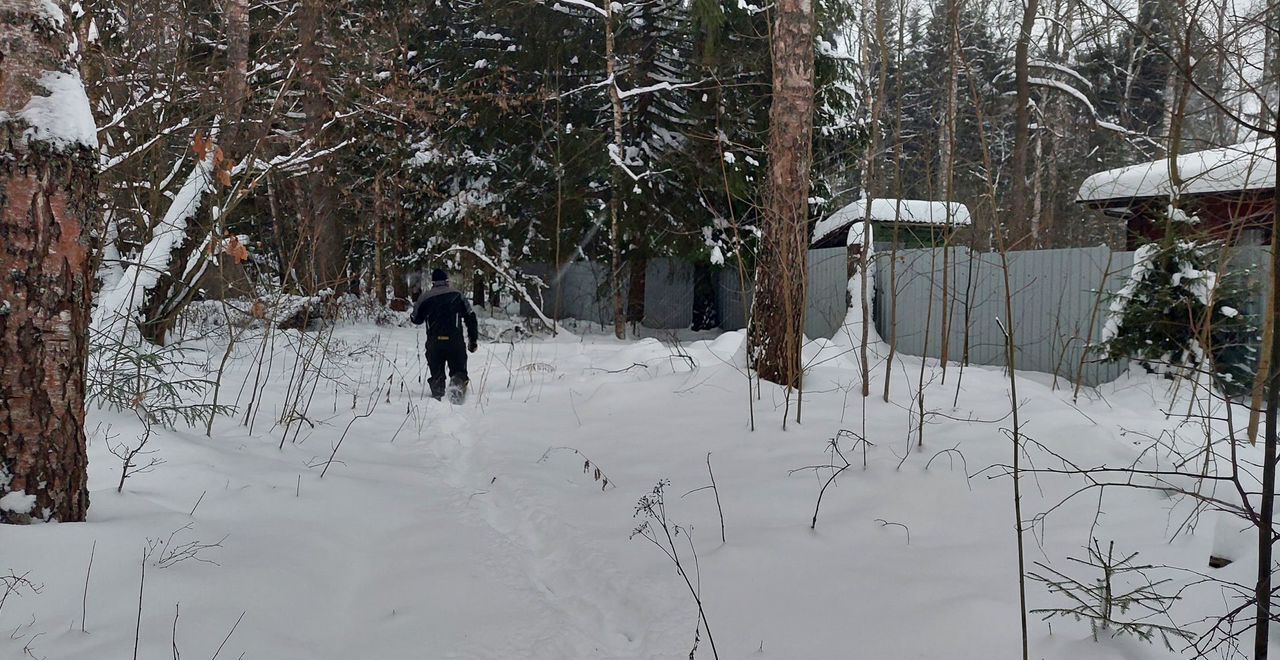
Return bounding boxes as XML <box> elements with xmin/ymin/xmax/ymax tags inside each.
<box><xmin>812</xmin><ymin>198</ymin><xmax>971</xmax><ymax>245</ymax></box>
<box><xmin>1077</xmin><ymin>138</ymin><xmax>1276</xmax><ymax>203</ymax></box>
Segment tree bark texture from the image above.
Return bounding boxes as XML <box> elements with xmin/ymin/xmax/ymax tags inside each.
<box><xmin>0</xmin><ymin>0</ymin><xmax>95</xmax><ymax>523</ymax></box>
<box><xmin>1010</xmin><ymin>0</ymin><xmax>1038</xmax><ymax>247</ymax></box>
<box><xmin>605</xmin><ymin>0</ymin><xmax>626</xmax><ymax>339</ymax></box>
<box><xmin>297</xmin><ymin>0</ymin><xmax>343</xmax><ymax>293</ymax></box>
<box><xmin>751</xmin><ymin>0</ymin><xmax>815</xmax><ymax>388</ymax></box>
<box><xmin>222</xmin><ymin>0</ymin><xmax>251</xmax><ymax>158</ymax></box>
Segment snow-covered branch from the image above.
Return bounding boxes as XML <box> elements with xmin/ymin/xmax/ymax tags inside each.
<box><xmin>435</xmin><ymin>246</ymin><xmax>558</xmax><ymax>330</ymax></box>
<box><xmin>1026</xmin><ymin>77</ymin><xmax>1158</xmax><ymax>147</ymax></box>
<box><xmin>607</xmin><ymin>143</ymin><xmax>668</xmax><ymax>182</ymax></box>
<box><xmin>93</xmin><ymin>152</ymin><xmax>216</xmax><ymax>340</ymax></box>
<box><xmin>1028</xmin><ymin>60</ymin><xmax>1093</xmax><ymax>92</ymax></box>
<box><xmin>100</xmin><ymin>118</ymin><xmax>192</xmax><ymax>173</ymax></box>
<box><xmin>549</xmin><ymin>0</ymin><xmax>607</xmax><ymax>18</ymax></box>
<box><xmin>548</xmin><ymin>75</ymin><xmax>615</xmax><ymax>101</ymax></box>
<box><xmin>1028</xmin><ymin>77</ymin><xmax>1095</xmax><ymax>115</ymax></box>
<box><xmin>614</xmin><ymin>79</ymin><xmax>702</xmax><ymax>99</ymax></box>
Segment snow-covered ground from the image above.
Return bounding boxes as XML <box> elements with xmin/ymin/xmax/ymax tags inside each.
<box><xmin>0</xmin><ymin>316</ymin><xmax>1267</xmax><ymax>659</ymax></box>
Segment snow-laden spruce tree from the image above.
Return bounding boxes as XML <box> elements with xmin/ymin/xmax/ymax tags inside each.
<box><xmin>1099</xmin><ymin>206</ymin><xmax>1258</xmax><ymax>395</ymax></box>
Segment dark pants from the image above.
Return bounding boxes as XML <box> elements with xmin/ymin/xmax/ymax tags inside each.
<box><xmin>427</xmin><ymin>338</ymin><xmax>468</xmax><ymax>399</ymax></box>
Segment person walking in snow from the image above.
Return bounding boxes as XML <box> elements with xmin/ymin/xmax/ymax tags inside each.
<box><xmin>411</xmin><ymin>269</ymin><xmax>479</xmax><ymax>402</ymax></box>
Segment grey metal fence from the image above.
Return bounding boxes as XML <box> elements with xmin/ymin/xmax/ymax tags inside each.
<box><xmin>518</xmin><ymin>259</ymin><xmax>692</xmax><ymax>330</ymax></box>
<box><xmin>1233</xmin><ymin>246</ymin><xmax>1272</xmax><ymax>319</ymax></box>
<box><xmin>717</xmin><ymin>267</ymin><xmax>753</xmax><ymax>331</ymax></box>
<box><xmin>518</xmin><ymin>244</ymin><xmax>1272</xmax><ymax>388</ymax></box>
<box><xmin>807</xmin><ymin>248</ymin><xmax>850</xmax><ymax>339</ymax></box>
<box><xmin>643</xmin><ymin>258</ymin><xmax>694</xmax><ymax>329</ymax></box>
<box><xmin>873</xmin><ymin>246</ymin><xmax>1135</xmax><ymax>386</ymax></box>
<box><xmin>519</xmin><ymin>261</ymin><xmax>620</xmax><ymax>328</ymax></box>
<box><xmin>873</xmin><ymin>245</ymin><xmax>1275</xmax><ymax>387</ymax></box>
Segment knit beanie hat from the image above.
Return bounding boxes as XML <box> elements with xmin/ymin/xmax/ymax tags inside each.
<box><xmin>431</xmin><ymin>268</ymin><xmax>449</xmax><ymax>283</ymax></box>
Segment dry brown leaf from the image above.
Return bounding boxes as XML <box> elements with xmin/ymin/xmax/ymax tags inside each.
<box><xmin>225</xmin><ymin>236</ymin><xmax>249</xmax><ymax>264</ymax></box>
<box><xmin>192</xmin><ymin>132</ymin><xmax>209</xmax><ymax>159</ymax></box>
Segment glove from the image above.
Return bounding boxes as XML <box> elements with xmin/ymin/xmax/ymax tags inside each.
<box><xmin>468</xmin><ymin>339</ymin><xmax>478</xmax><ymax>353</ymax></box>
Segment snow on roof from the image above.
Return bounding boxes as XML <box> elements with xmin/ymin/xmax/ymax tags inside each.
<box><xmin>812</xmin><ymin>198</ymin><xmax>971</xmax><ymax>245</ymax></box>
<box><xmin>1077</xmin><ymin>138</ymin><xmax>1276</xmax><ymax>203</ymax></box>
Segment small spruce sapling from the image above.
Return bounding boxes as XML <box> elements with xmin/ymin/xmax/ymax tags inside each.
<box><xmin>1029</xmin><ymin>540</ymin><xmax>1193</xmax><ymax>650</ymax></box>
<box><xmin>88</xmin><ymin>331</ymin><xmax>233</xmax><ymax>429</ymax></box>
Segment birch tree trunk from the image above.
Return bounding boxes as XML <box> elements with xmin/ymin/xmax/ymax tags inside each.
<box><xmin>938</xmin><ymin>0</ymin><xmax>960</xmax><ymax>373</ymax></box>
<box><xmin>858</xmin><ymin>0</ymin><xmax>889</xmax><ymax>397</ymax></box>
<box><xmin>751</xmin><ymin>0</ymin><xmax>815</xmax><ymax>387</ymax></box>
<box><xmin>0</xmin><ymin>0</ymin><xmax>95</xmax><ymax>523</ymax></box>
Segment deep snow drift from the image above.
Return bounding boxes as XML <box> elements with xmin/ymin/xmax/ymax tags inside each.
<box><xmin>0</xmin><ymin>315</ymin><xmax>1268</xmax><ymax>659</ymax></box>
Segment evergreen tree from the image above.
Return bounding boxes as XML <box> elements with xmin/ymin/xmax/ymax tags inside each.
<box><xmin>396</xmin><ymin>0</ymin><xmax>860</xmax><ymax>277</ymax></box>
<box><xmin>1100</xmin><ymin>209</ymin><xmax>1259</xmax><ymax>395</ymax></box>
<box><xmin>885</xmin><ymin>3</ymin><xmax>1010</xmax><ymax>225</ymax></box>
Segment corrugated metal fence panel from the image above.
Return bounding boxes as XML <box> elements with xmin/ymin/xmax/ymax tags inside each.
<box><xmin>718</xmin><ymin>268</ymin><xmax>753</xmax><ymax>331</ymax></box>
<box><xmin>1231</xmin><ymin>246</ymin><xmax>1272</xmax><ymax>320</ymax></box>
<box><xmin>569</xmin><ymin>262</ymin><xmax>619</xmax><ymax>326</ymax></box>
<box><xmin>517</xmin><ymin>263</ymin><xmax>553</xmax><ymax>320</ymax></box>
<box><xmin>521</xmin><ymin>250</ymin><xmax>854</xmax><ymax>336</ymax></box>
<box><xmin>1006</xmin><ymin>247</ymin><xmax>1132</xmax><ymax>386</ymax></box>
<box><xmin>1088</xmin><ymin>251</ymin><xmax>1137</xmax><ymax>386</ymax></box>
<box><xmin>874</xmin><ymin>248</ymin><xmax>949</xmax><ymax>360</ymax></box>
<box><xmin>806</xmin><ymin>247</ymin><xmax>849</xmax><ymax>339</ymax></box>
<box><xmin>519</xmin><ymin>262</ymin><xmax>621</xmax><ymax>328</ymax></box>
<box><xmin>875</xmin><ymin>246</ymin><xmax>1138</xmax><ymax>387</ymax></box>
<box><xmin>643</xmin><ymin>258</ymin><xmax>694</xmax><ymax>329</ymax></box>
<box><xmin>515</xmin><ymin>243</ymin><xmax>1272</xmax><ymax>389</ymax></box>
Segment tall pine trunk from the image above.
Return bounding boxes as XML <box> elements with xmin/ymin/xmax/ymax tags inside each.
<box><xmin>605</xmin><ymin>0</ymin><xmax>626</xmax><ymax>339</ymax></box>
<box><xmin>751</xmin><ymin>0</ymin><xmax>815</xmax><ymax>388</ymax></box>
<box><xmin>297</xmin><ymin>0</ymin><xmax>343</xmax><ymax>293</ymax></box>
<box><xmin>1</xmin><ymin>0</ymin><xmax>95</xmax><ymax>523</ymax></box>
<box><xmin>1010</xmin><ymin>0</ymin><xmax>1037</xmax><ymax>244</ymax></box>
<box><xmin>223</xmin><ymin>0</ymin><xmax>251</xmax><ymax>158</ymax></box>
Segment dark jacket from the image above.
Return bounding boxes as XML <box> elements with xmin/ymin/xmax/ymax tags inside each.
<box><xmin>411</xmin><ymin>281</ymin><xmax>479</xmax><ymax>344</ymax></box>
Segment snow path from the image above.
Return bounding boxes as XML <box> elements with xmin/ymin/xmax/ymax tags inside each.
<box><xmin>0</xmin><ymin>333</ymin><xmax>691</xmax><ymax>659</ymax></box>
<box><xmin>427</xmin><ymin>393</ymin><xmax>689</xmax><ymax>658</ymax></box>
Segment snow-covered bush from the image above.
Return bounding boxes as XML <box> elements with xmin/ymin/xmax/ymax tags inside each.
<box><xmin>1099</xmin><ymin>234</ymin><xmax>1257</xmax><ymax>395</ymax></box>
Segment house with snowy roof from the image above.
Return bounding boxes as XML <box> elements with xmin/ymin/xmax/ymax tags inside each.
<box><xmin>1076</xmin><ymin>138</ymin><xmax>1276</xmax><ymax>250</ymax></box>
<box><xmin>809</xmin><ymin>198</ymin><xmax>971</xmax><ymax>249</ymax></box>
